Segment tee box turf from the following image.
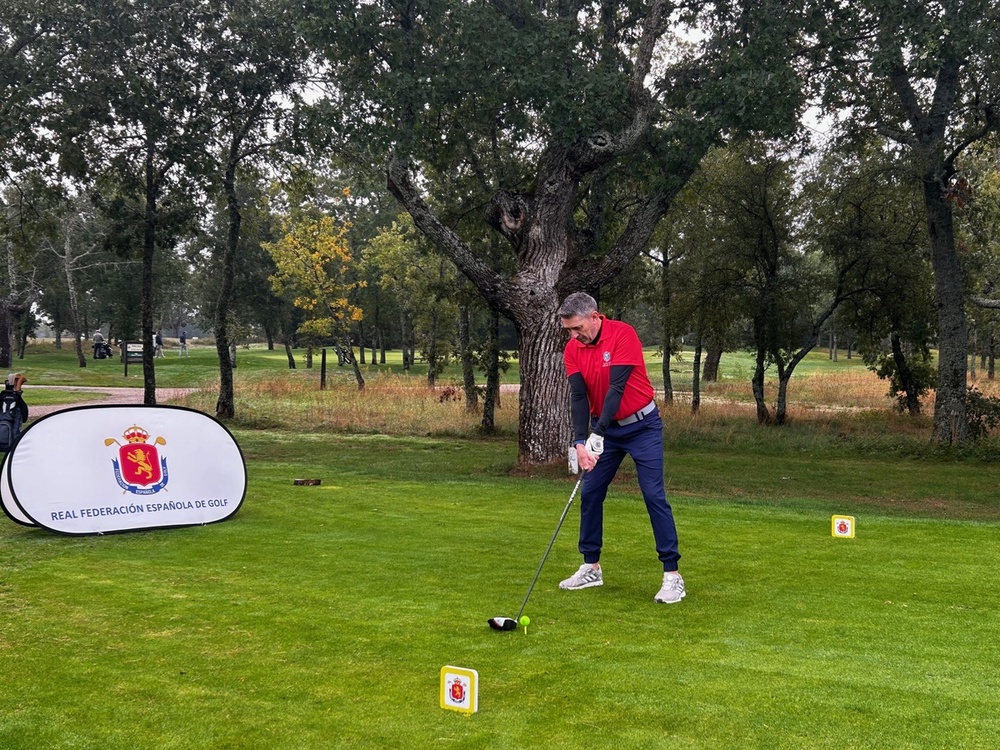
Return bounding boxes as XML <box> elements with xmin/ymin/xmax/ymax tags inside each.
<box><xmin>832</xmin><ymin>515</ymin><xmax>856</xmax><ymax>538</ymax></box>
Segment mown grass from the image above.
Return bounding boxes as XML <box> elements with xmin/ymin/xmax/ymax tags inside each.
<box><xmin>9</xmin><ymin>341</ymin><xmax>521</xmax><ymax>391</ymax></box>
<box><xmin>3</xmin><ymin>432</ymin><xmax>1000</xmax><ymax>749</ymax></box>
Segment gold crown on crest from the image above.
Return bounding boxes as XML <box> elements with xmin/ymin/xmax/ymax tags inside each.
<box><xmin>123</xmin><ymin>425</ymin><xmax>149</xmax><ymax>444</ymax></box>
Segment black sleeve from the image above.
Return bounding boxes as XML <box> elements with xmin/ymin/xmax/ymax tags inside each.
<box><xmin>594</xmin><ymin>365</ymin><xmax>634</xmax><ymax>436</ymax></box>
<box><xmin>568</xmin><ymin>373</ymin><xmax>591</xmax><ymax>444</ymax></box>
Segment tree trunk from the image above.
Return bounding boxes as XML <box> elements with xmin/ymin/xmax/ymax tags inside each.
<box><xmin>969</xmin><ymin>326</ymin><xmax>977</xmax><ymax>381</ymax></box>
<box><xmin>514</xmin><ymin>312</ymin><xmax>570</xmax><ymax>464</ymax></box>
<box><xmin>775</xmin><ymin>369</ymin><xmax>791</xmax><ymax>425</ymax></box>
<box><xmin>752</xmin><ymin>341</ymin><xmax>770</xmax><ymax>424</ymax></box>
<box><xmin>481</xmin><ymin>308</ymin><xmax>501</xmax><ymax>433</ymax></box>
<box><xmin>141</xmin><ymin>146</ymin><xmax>158</xmax><ymax>406</ymax></box>
<box><xmin>0</xmin><ymin>304</ymin><xmax>11</xmax><ymax>369</ymax></box>
<box><xmin>215</xmin><ymin>153</ymin><xmax>241</xmax><ymax>420</ymax></box>
<box><xmin>702</xmin><ymin>341</ymin><xmax>722</xmax><ymax>382</ymax></box>
<box><xmin>458</xmin><ymin>304</ymin><xmax>478</xmax><ymax>411</ymax></box>
<box><xmin>342</xmin><ymin>341</ymin><xmax>365</xmax><ymax>390</ymax></box>
<box><xmin>923</xmin><ymin>179</ymin><xmax>968</xmax><ymax>442</ymax></box>
<box><xmin>400</xmin><ymin>309</ymin><xmax>411</xmax><ymax>370</ymax></box>
<box><xmin>16</xmin><ymin>311</ymin><xmax>29</xmax><ymax>358</ymax></box>
<box><xmin>284</xmin><ymin>340</ymin><xmax>296</xmax><ymax>369</ymax></box>
<box><xmin>691</xmin><ymin>336</ymin><xmax>702</xmax><ymax>414</ymax></box>
<box><xmin>890</xmin><ymin>330</ymin><xmax>921</xmax><ymax>416</ymax></box>
<box><xmin>426</xmin><ymin>305</ymin><xmax>439</xmax><ymax>388</ymax></box>
<box><xmin>74</xmin><ymin>333</ymin><xmax>86</xmax><ymax>368</ymax></box>
<box><xmin>660</xmin><ymin>252</ymin><xmax>674</xmax><ymax>404</ymax></box>
<box><xmin>989</xmin><ymin>330</ymin><xmax>995</xmax><ymax>380</ymax></box>
<box><xmin>62</xmin><ymin>236</ymin><xmax>88</xmax><ymax>369</ymax></box>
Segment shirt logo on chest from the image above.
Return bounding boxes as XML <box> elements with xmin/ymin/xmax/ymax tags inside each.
<box><xmin>602</xmin><ymin>351</ymin><xmax>611</xmax><ymax>366</ymax></box>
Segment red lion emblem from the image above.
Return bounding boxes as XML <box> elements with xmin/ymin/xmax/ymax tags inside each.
<box><xmin>105</xmin><ymin>425</ymin><xmax>166</xmax><ymax>487</ymax></box>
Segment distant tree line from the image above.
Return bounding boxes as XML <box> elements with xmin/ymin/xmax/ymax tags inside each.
<box><xmin>1</xmin><ymin>0</ymin><xmax>999</xmax><ymax>464</ymax></box>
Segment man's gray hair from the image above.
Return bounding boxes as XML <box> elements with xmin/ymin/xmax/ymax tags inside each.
<box><xmin>558</xmin><ymin>292</ymin><xmax>598</xmax><ymax>319</ymax></box>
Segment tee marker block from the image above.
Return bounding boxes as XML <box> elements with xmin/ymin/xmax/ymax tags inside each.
<box><xmin>832</xmin><ymin>515</ymin><xmax>856</xmax><ymax>538</ymax></box>
<box><xmin>440</xmin><ymin>666</ymin><xmax>479</xmax><ymax>714</ymax></box>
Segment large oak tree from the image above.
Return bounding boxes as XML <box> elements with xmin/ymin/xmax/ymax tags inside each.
<box><xmin>305</xmin><ymin>0</ymin><xmax>805</xmax><ymax>464</ymax></box>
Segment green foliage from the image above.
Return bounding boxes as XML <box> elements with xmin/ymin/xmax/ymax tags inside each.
<box><xmin>866</xmin><ymin>349</ymin><xmax>936</xmax><ymax>412</ymax></box>
<box><xmin>964</xmin><ymin>386</ymin><xmax>1000</xmax><ymax>439</ymax></box>
<box><xmin>365</xmin><ymin>215</ymin><xmax>459</xmax><ymax>378</ymax></box>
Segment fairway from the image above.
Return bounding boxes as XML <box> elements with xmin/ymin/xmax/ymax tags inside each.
<box><xmin>2</xmin><ymin>430</ymin><xmax>999</xmax><ymax>749</ymax></box>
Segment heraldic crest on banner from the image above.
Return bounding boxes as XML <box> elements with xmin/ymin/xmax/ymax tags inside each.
<box><xmin>105</xmin><ymin>425</ymin><xmax>169</xmax><ymax>495</ymax></box>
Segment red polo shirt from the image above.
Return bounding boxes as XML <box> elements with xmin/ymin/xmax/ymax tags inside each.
<box><xmin>564</xmin><ymin>317</ymin><xmax>654</xmax><ymax>420</ymax></box>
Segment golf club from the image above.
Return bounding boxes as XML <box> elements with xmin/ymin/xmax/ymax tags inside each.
<box><xmin>488</xmin><ymin>470</ymin><xmax>587</xmax><ymax>631</ymax></box>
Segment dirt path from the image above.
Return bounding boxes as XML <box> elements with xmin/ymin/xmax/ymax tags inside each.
<box><xmin>24</xmin><ymin>386</ymin><xmax>200</xmax><ymax>419</ymax></box>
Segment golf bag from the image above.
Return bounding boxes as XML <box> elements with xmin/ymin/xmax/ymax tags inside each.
<box><xmin>0</xmin><ymin>373</ymin><xmax>28</xmax><ymax>453</ymax></box>
<box><xmin>94</xmin><ymin>341</ymin><xmax>114</xmax><ymax>359</ymax></box>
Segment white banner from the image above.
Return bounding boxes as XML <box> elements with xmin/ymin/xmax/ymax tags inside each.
<box><xmin>5</xmin><ymin>405</ymin><xmax>246</xmax><ymax>535</ymax></box>
<box><xmin>1</xmin><ymin>452</ymin><xmax>35</xmax><ymax>526</ymax></box>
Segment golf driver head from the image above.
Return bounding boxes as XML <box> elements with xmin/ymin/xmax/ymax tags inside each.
<box><xmin>487</xmin><ymin>617</ymin><xmax>517</xmax><ymax>631</ymax></box>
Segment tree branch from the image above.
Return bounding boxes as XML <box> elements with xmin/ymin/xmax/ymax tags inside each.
<box><xmin>970</xmin><ymin>295</ymin><xmax>1000</xmax><ymax>310</ymax></box>
<box><xmin>386</xmin><ymin>154</ymin><xmax>511</xmax><ymax>308</ymax></box>
<box><xmin>579</xmin><ymin>0</ymin><xmax>671</xmax><ymax>167</ymax></box>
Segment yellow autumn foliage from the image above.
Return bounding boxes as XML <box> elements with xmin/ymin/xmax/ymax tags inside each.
<box><xmin>263</xmin><ymin>213</ymin><xmax>365</xmax><ymax>339</ymax></box>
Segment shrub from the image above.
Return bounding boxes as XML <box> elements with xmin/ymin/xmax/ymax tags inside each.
<box><xmin>965</xmin><ymin>386</ymin><xmax>1000</xmax><ymax>439</ymax></box>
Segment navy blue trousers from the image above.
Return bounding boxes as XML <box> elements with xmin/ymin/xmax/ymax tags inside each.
<box><xmin>579</xmin><ymin>411</ymin><xmax>680</xmax><ymax>571</ymax></box>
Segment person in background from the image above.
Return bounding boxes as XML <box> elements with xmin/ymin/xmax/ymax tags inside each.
<box><xmin>92</xmin><ymin>331</ymin><xmax>106</xmax><ymax>359</ymax></box>
<box><xmin>179</xmin><ymin>329</ymin><xmax>188</xmax><ymax>357</ymax></box>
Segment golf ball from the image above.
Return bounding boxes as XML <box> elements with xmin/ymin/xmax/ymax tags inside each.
<box><xmin>519</xmin><ymin>616</ymin><xmax>530</xmax><ymax>626</ymax></box>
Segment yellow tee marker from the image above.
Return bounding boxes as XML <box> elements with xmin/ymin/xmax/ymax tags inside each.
<box><xmin>440</xmin><ymin>666</ymin><xmax>479</xmax><ymax>715</ymax></box>
<box><xmin>832</xmin><ymin>515</ymin><xmax>856</xmax><ymax>538</ymax></box>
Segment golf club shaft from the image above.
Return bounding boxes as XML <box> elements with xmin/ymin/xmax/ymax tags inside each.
<box><xmin>514</xmin><ymin>471</ymin><xmax>586</xmax><ymax>623</ymax></box>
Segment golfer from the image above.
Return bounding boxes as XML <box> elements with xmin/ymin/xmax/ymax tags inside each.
<box><xmin>557</xmin><ymin>292</ymin><xmax>685</xmax><ymax>604</ymax></box>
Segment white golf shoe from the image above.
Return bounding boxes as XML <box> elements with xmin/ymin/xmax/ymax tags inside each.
<box><xmin>559</xmin><ymin>563</ymin><xmax>603</xmax><ymax>590</ymax></box>
<box><xmin>654</xmin><ymin>571</ymin><xmax>686</xmax><ymax>603</ymax></box>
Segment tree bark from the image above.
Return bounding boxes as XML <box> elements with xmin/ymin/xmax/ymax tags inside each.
<box><xmin>141</xmin><ymin>140</ymin><xmax>158</xmax><ymax>406</ymax></box>
<box><xmin>890</xmin><ymin>330</ymin><xmax>921</xmax><ymax>416</ymax></box>
<box><xmin>458</xmin><ymin>304</ymin><xmax>478</xmax><ymax>411</ymax></box>
<box><xmin>923</xmin><ymin>178</ymin><xmax>968</xmax><ymax>442</ymax></box>
<box><xmin>990</xmin><ymin>330</ymin><xmax>995</xmax><ymax>380</ymax></box>
<box><xmin>343</xmin><ymin>341</ymin><xmax>365</xmax><ymax>389</ymax></box>
<box><xmin>660</xmin><ymin>251</ymin><xmax>674</xmax><ymax>403</ymax></box>
<box><xmin>481</xmin><ymin>307</ymin><xmax>501</xmax><ymax>432</ymax></box>
<box><xmin>702</xmin><ymin>341</ymin><xmax>722</xmax><ymax>382</ymax></box>
<box><xmin>426</xmin><ymin>304</ymin><xmax>439</xmax><ymax>388</ymax></box>
<box><xmin>215</xmin><ymin>148</ymin><xmax>241</xmax><ymax>420</ymax></box>
<box><xmin>691</xmin><ymin>336</ymin><xmax>702</xmax><ymax>415</ymax></box>
<box><xmin>752</xmin><ymin>339</ymin><xmax>771</xmax><ymax>424</ymax></box>
<box><xmin>62</xmin><ymin>236</ymin><xmax>88</xmax><ymax>369</ymax></box>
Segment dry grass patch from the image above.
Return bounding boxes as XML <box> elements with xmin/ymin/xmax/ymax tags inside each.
<box><xmin>696</xmin><ymin>369</ymin><xmax>893</xmax><ymax>409</ymax></box>
<box><xmin>175</xmin><ymin>373</ymin><xmax>519</xmax><ymax>437</ymax></box>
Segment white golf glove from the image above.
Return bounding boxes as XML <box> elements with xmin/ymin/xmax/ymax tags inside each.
<box><xmin>585</xmin><ymin>433</ymin><xmax>604</xmax><ymax>456</ymax></box>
